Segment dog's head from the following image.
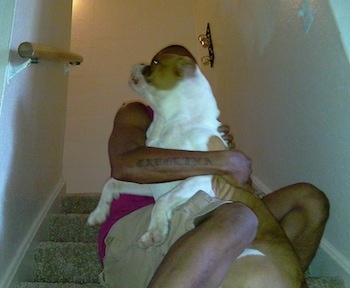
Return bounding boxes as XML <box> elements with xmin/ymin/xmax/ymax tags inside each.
<box><xmin>129</xmin><ymin>45</ymin><xmax>198</xmax><ymax>98</ymax></box>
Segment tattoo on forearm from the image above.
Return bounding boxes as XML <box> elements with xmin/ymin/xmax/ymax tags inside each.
<box><xmin>136</xmin><ymin>157</ymin><xmax>213</xmax><ymax>168</ymax></box>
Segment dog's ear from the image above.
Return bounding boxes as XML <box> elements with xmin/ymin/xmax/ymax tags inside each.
<box><xmin>174</xmin><ymin>56</ymin><xmax>196</xmax><ymax>78</ymax></box>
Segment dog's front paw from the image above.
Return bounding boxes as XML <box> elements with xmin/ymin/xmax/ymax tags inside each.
<box><xmin>137</xmin><ymin>226</ymin><xmax>169</xmax><ymax>249</ymax></box>
<box><xmin>87</xmin><ymin>208</ymin><xmax>109</xmax><ymax>226</ymax></box>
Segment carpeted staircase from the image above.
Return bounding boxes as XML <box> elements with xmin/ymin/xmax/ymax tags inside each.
<box><xmin>18</xmin><ymin>193</ymin><xmax>345</xmax><ymax>288</ymax></box>
<box><xmin>18</xmin><ymin>194</ymin><xmax>102</xmax><ymax>287</ymax></box>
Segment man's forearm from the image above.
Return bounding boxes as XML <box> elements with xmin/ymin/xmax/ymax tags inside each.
<box><xmin>110</xmin><ymin>147</ymin><xmax>235</xmax><ymax>184</ymax></box>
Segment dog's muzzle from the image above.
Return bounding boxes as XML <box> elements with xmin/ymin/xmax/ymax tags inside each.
<box><xmin>129</xmin><ymin>65</ymin><xmax>149</xmax><ymax>94</ymax></box>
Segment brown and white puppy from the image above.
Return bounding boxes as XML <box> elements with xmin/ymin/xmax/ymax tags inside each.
<box><xmin>88</xmin><ymin>45</ymin><xmax>247</xmax><ymax>247</ymax></box>
<box><xmin>88</xmin><ymin>45</ymin><xmax>304</xmax><ymax>287</ymax></box>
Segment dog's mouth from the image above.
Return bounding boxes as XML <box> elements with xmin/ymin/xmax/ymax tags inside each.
<box><xmin>129</xmin><ymin>64</ymin><xmax>146</xmax><ymax>87</ymax></box>
<box><xmin>129</xmin><ymin>64</ymin><xmax>151</xmax><ymax>85</ymax></box>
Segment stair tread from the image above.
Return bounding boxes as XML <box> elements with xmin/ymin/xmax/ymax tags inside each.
<box><xmin>35</xmin><ymin>241</ymin><xmax>98</xmax><ymax>247</ymax></box>
<box><xmin>61</xmin><ymin>193</ymin><xmax>100</xmax><ymax>214</ymax></box>
<box><xmin>19</xmin><ymin>277</ymin><xmax>344</xmax><ymax>288</ymax></box>
<box><xmin>306</xmin><ymin>276</ymin><xmax>345</xmax><ymax>288</ymax></box>
<box><xmin>18</xmin><ymin>283</ymin><xmax>102</xmax><ymax>288</ymax></box>
<box><xmin>34</xmin><ymin>242</ymin><xmax>101</xmax><ymax>283</ymax></box>
<box><xmin>49</xmin><ymin>214</ymin><xmax>99</xmax><ymax>242</ymax></box>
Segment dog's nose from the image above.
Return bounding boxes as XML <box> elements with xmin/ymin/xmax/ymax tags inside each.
<box><xmin>142</xmin><ymin>65</ymin><xmax>151</xmax><ymax>77</ymax></box>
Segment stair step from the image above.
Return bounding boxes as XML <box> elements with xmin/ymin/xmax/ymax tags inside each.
<box><xmin>18</xmin><ymin>283</ymin><xmax>102</xmax><ymax>288</ymax></box>
<box><xmin>49</xmin><ymin>214</ymin><xmax>99</xmax><ymax>242</ymax></box>
<box><xmin>306</xmin><ymin>276</ymin><xmax>345</xmax><ymax>288</ymax></box>
<box><xmin>34</xmin><ymin>242</ymin><xmax>101</xmax><ymax>283</ymax></box>
<box><xmin>61</xmin><ymin>194</ymin><xmax>100</xmax><ymax>214</ymax></box>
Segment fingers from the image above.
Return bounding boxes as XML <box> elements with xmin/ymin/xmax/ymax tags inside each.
<box><xmin>223</xmin><ymin>134</ymin><xmax>235</xmax><ymax>149</ymax></box>
<box><xmin>218</xmin><ymin>124</ymin><xmax>236</xmax><ymax>149</ymax></box>
<box><xmin>218</xmin><ymin>124</ymin><xmax>230</xmax><ymax>133</ymax></box>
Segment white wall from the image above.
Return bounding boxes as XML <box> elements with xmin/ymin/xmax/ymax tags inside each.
<box><xmin>0</xmin><ymin>1</ymin><xmax>73</xmax><ymax>286</ymax></box>
<box><xmin>63</xmin><ymin>0</ymin><xmax>198</xmax><ymax>193</ymax></box>
<box><xmin>192</xmin><ymin>0</ymin><xmax>350</xmax><ymax>285</ymax></box>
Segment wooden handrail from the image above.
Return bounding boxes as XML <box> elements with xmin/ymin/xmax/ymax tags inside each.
<box><xmin>18</xmin><ymin>42</ymin><xmax>83</xmax><ymax>65</ymax></box>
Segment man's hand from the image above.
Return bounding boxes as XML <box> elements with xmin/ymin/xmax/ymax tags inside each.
<box><xmin>218</xmin><ymin>124</ymin><xmax>251</xmax><ymax>185</ymax></box>
<box><xmin>225</xmin><ymin>150</ymin><xmax>252</xmax><ymax>186</ymax></box>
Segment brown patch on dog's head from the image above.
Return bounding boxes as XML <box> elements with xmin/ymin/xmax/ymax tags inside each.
<box><xmin>142</xmin><ymin>53</ymin><xmax>196</xmax><ymax>90</ymax></box>
<box><xmin>153</xmin><ymin>45</ymin><xmax>197</xmax><ymax>63</ymax></box>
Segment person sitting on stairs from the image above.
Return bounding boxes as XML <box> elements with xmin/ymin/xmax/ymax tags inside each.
<box><xmin>98</xmin><ymin>99</ymin><xmax>329</xmax><ymax>287</ymax></box>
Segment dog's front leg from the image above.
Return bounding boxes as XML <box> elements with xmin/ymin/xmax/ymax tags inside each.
<box><xmin>88</xmin><ymin>178</ymin><xmax>153</xmax><ymax>225</ymax></box>
<box><xmin>137</xmin><ymin>176</ymin><xmax>214</xmax><ymax>248</ymax></box>
<box><xmin>87</xmin><ymin>178</ymin><xmax>121</xmax><ymax>225</ymax></box>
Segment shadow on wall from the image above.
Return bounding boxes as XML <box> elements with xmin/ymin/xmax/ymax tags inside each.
<box><xmin>1</xmin><ymin>56</ymin><xmax>68</xmax><ymax>284</ymax></box>
<box><xmin>0</xmin><ymin>64</ymin><xmax>38</xmax><ymax>281</ymax></box>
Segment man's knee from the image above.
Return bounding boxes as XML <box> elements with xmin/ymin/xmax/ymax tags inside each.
<box><xmin>296</xmin><ymin>183</ymin><xmax>330</xmax><ymax>222</ymax></box>
<box><xmin>212</xmin><ymin>202</ymin><xmax>258</xmax><ymax>243</ymax></box>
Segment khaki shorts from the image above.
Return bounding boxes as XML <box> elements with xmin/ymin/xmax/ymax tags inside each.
<box><xmin>99</xmin><ymin>191</ymin><xmax>231</xmax><ymax>288</ymax></box>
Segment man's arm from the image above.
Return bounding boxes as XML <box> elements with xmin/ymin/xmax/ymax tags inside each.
<box><xmin>109</xmin><ymin>101</ymin><xmax>251</xmax><ymax>184</ymax></box>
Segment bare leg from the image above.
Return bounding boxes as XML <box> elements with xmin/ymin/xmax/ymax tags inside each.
<box><xmin>262</xmin><ymin>183</ymin><xmax>329</xmax><ymax>271</ymax></box>
<box><xmin>148</xmin><ymin>202</ymin><xmax>258</xmax><ymax>288</ymax></box>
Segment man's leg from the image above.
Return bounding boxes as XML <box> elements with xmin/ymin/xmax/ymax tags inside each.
<box><xmin>262</xmin><ymin>182</ymin><xmax>329</xmax><ymax>271</ymax></box>
<box><xmin>148</xmin><ymin>202</ymin><xmax>258</xmax><ymax>288</ymax></box>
